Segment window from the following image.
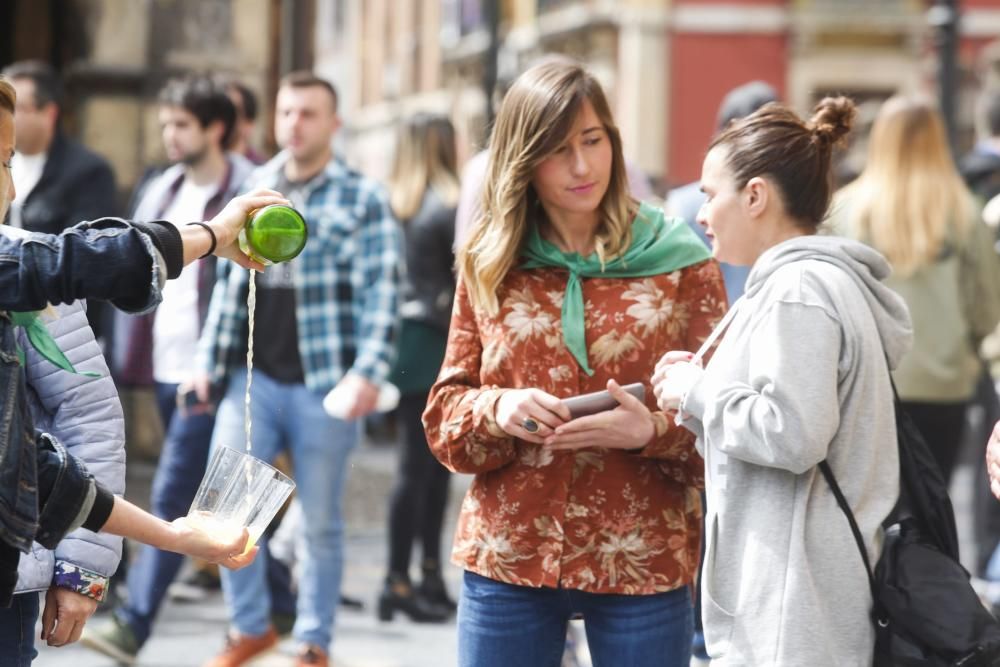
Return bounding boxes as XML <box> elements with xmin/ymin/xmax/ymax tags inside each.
<box><xmin>460</xmin><ymin>0</ymin><xmax>486</xmax><ymax>35</ymax></box>
<box><xmin>538</xmin><ymin>0</ymin><xmax>577</xmax><ymax>13</ymax></box>
<box><xmin>794</xmin><ymin>0</ymin><xmax>915</xmax><ymax>20</ymax></box>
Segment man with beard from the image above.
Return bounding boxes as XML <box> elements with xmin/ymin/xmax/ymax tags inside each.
<box><xmin>192</xmin><ymin>71</ymin><xmax>401</xmax><ymax>667</ymax></box>
<box><xmin>1</xmin><ymin>60</ymin><xmax>119</xmax><ymax>346</ymax></box>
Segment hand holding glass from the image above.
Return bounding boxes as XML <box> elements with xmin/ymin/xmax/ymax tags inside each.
<box><xmin>185</xmin><ymin>446</ymin><xmax>296</xmax><ymax>555</ymax></box>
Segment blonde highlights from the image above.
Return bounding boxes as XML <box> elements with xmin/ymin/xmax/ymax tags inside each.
<box><xmin>846</xmin><ymin>96</ymin><xmax>973</xmax><ymax>276</ymax></box>
<box><xmin>0</xmin><ymin>76</ymin><xmax>14</xmax><ymax>115</ymax></box>
<box><xmin>388</xmin><ymin>113</ymin><xmax>460</xmax><ymax>221</ymax></box>
<box><xmin>457</xmin><ymin>60</ymin><xmax>635</xmax><ymax>315</ymax></box>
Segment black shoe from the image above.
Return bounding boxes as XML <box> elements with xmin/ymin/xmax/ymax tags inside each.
<box><xmin>271</xmin><ymin>611</ymin><xmax>296</xmax><ymax>637</ymax></box>
<box><xmin>418</xmin><ymin>569</ymin><xmax>457</xmax><ymax>613</ymax></box>
<box><xmin>339</xmin><ymin>594</ymin><xmax>365</xmax><ymax>610</ymax></box>
<box><xmin>168</xmin><ymin>568</ymin><xmax>221</xmax><ymax>602</ymax></box>
<box><xmin>377</xmin><ymin>579</ymin><xmax>450</xmax><ymax>623</ymax></box>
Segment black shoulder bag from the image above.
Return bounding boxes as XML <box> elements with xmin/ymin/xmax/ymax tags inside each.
<box><xmin>820</xmin><ymin>379</ymin><xmax>1000</xmax><ymax>666</ymax></box>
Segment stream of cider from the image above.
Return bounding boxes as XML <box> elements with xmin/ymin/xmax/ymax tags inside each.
<box><xmin>244</xmin><ymin>269</ymin><xmax>257</xmax><ymax>503</ymax></box>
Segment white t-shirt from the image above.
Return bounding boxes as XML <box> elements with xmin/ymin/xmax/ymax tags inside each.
<box><xmin>8</xmin><ymin>151</ymin><xmax>47</xmax><ymax>228</ymax></box>
<box><xmin>152</xmin><ymin>178</ymin><xmax>218</xmax><ymax>384</ymax></box>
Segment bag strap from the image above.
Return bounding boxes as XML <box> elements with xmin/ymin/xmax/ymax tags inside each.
<box><xmin>690</xmin><ymin>296</ymin><xmax>743</xmax><ymax>368</ymax></box>
<box><xmin>817</xmin><ymin>460</ymin><xmax>877</xmax><ymax>598</ymax></box>
<box><xmin>820</xmin><ymin>360</ymin><xmax>901</xmax><ymax>610</ymax></box>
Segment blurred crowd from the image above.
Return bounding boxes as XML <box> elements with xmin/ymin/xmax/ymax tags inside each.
<box><xmin>4</xmin><ymin>42</ymin><xmax>1000</xmax><ymax>667</ymax></box>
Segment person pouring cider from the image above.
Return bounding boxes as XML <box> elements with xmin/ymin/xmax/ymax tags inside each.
<box><xmin>0</xmin><ymin>73</ymin><xmax>288</xmax><ymax>619</ymax></box>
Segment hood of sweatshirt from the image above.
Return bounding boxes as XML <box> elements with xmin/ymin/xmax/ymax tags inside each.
<box><xmin>960</xmin><ymin>149</ymin><xmax>1000</xmax><ymax>186</ymax></box>
<box><xmin>744</xmin><ymin>234</ymin><xmax>913</xmax><ymax>369</ymax></box>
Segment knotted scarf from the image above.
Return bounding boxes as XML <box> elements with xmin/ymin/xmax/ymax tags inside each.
<box><xmin>10</xmin><ymin>310</ymin><xmax>100</xmax><ymax>377</ymax></box>
<box><xmin>520</xmin><ymin>202</ymin><xmax>711</xmax><ymax>375</ymax></box>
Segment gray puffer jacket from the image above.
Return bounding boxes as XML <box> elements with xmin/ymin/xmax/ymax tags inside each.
<box><xmin>15</xmin><ymin>299</ymin><xmax>125</xmax><ymax>599</ymax></box>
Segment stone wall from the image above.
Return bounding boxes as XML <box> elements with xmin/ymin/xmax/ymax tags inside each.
<box><xmin>53</xmin><ymin>0</ymin><xmax>275</xmax><ymax>198</ymax></box>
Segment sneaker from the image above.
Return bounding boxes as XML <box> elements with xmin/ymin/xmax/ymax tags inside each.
<box><xmin>80</xmin><ymin>616</ymin><xmax>139</xmax><ymax>666</ymax></box>
<box><xmin>270</xmin><ymin>611</ymin><xmax>296</xmax><ymax>637</ymax></box>
<box><xmin>169</xmin><ymin>568</ymin><xmax>222</xmax><ymax>603</ymax></box>
<box><xmin>202</xmin><ymin>627</ymin><xmax>278</xmax><ymax>667</ymax></box>
<box><xmin>296</xmin><ymin>644</ymin><xmax>329</xmax><ymax>667</ymax></box>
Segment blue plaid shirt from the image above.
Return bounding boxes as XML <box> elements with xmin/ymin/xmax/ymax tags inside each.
<box><xmin>196</xmin><ymin>154</ymin><xmax>402</xmax><ymax>393</ymax></box>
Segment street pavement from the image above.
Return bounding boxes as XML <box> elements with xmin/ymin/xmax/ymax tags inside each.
<box><xmin>33</xmin><ymin>419</ymin><xmax>985</xmax><ymax>667</ymax></box>
<box><xmin>35</xmin><ymin>432</ymin><xmax>469</xmax><ymax>667</ymax></box>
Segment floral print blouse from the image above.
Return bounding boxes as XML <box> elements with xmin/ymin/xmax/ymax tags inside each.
<box><xmin>423</xmin><ymin>258</ymin><xmax>727</xmax><ymax>594</ymax></box>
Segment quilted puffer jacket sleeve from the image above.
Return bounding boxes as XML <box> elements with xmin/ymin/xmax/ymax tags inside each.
<box><xmin>23</xmin><ymin>301</ymin><xmax>125</xmax><ymax>588</ymax></box>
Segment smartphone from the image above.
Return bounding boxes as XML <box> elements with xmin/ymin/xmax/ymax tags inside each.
<box><xmin>176</xmin><ymin>383</ymin><xmax>224</xmax><ymax>415</ymax></box>
<box><xmin>561</xmin><ymin>382</ymin><xmax>646</xmax><ymax>419</ymax></box>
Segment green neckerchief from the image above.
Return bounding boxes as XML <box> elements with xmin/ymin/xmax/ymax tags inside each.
<box><xmin>9</xmin><ymin>311</ymin><xmax>101</xmax><ymax>377</ymax></box>
<box><xmin>520</xmin><ymin>202</ymin><xmax>711</xmax><ymax>375</ymax></box>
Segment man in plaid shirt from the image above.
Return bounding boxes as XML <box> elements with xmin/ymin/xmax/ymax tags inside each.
<box><xmin>192</xmin><ymin>72</ymin><xmax>402</xmax><ymax>667</ymax></box>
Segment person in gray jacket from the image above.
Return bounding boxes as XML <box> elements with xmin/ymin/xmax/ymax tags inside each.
<box><xmin>652</xmin><ymin>98</ymin><xmax>913</xmax><ymax>665</ymax></box>
<box><xmin>15</xmin><ymin>295</ymin><xmax>124</xmax><ymax>650</ymax></box>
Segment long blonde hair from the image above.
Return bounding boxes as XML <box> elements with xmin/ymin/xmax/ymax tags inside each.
<box><xmin>0</xmin><ymin>76</ymin><xmax>14</xmax><ymax>114</ymax></box>
<box><xmin>457</xmin><ymin>60</ymin><xmax>635</xmax><ymax>315</ymax></box>
<box><xmin>845</xmin><ymin>95</ymin><xmax>973</xmax><ymax>276</ymax></box>
<box><xmin>388</xmin><ymin>113</ymin><xmax>460</xmax><ymax>221</ymax></box>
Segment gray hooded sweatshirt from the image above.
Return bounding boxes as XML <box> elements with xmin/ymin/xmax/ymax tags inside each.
<box><xmin>680</xmin><ymin>235</ymin><xmax>913</xmax><ymax>666</ymax></box>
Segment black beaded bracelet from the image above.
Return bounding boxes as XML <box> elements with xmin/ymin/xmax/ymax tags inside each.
<box><xmin>186</xmin><ymin>221</ymin><xmax>217</xmax><ymax>259</ymax></box>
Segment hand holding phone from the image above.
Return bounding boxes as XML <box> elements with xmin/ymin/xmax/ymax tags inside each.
<box><xmin>176</xmin><ymin>383</ymin><xmax>224</xmax><ymax>416</ymax></box>
<box><xmin>560</xmin><ymin>382</ymin><xmax>646</xmax><ymax>419</ymax></box>
<box><xmin>545</xmin><ymin>381</ymin><xmax>655</xmax><ymax>451</ymax></box>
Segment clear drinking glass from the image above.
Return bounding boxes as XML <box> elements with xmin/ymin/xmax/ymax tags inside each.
<box><xmin>186</xmin><ymin>446</ymin><xmax>295</xmax><ymax>553</ymax></box>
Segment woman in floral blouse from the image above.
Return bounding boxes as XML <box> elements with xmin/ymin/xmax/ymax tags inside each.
<box><xmin>422</xmin><ymin>60</ymin><xmax>727</xmax><ymax>667</ymax></box>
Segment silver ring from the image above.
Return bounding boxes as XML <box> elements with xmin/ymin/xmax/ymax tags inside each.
<box><xmin>522</xmin><ymin>417</ymin><xmax>539</xmax><ymax>433</ymax></box>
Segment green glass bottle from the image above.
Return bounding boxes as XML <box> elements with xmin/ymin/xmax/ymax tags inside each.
<box><xmin>239</xmin><ymin>205</ymin><xmax>308</xmax><ymax>265</ymax></box>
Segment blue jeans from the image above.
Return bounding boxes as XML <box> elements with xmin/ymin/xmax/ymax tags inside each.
<box><xmin>119</xmin><ymin>382</ymin><xmax>296</xmax><ymax>645</ymax></box>
<box><xmin>0</xmin><ymin>592</ymin><xmax>39</xmax><ymax>667</ymax></box>
<box><xmin>118</xmin><ymin>382</ymin><xmax>215</xmax><ymax>645</ymax></box>
<box><xmin>458</xmin><ymin>572</ymin><xmax>693</xmax><ymax>667</ymax></box>
<box><xmin>215</xmin><ymin>369</ymin><xmax>358</xmax><ymax>650</ymax></box>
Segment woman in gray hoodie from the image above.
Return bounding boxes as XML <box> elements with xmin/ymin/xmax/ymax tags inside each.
<box><xmin>652</xmin><ymin>98</ymin><xmax>913</xmax><ymax>665</ymax></box>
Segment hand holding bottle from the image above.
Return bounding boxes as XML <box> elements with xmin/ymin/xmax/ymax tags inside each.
<box><xmin>185</xmin><ymin>188</ymin><xmax>292</xmax><ymax>270</ymax></box>
<box><xmin>240</xmin><ymin>204</ymin><xmax>308</xmax><ymax>265</ymax></box>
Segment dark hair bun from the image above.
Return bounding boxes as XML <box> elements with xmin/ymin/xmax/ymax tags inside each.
<box><xmin>808</xmin><ymin>96</ymin><xmax>856</xmax><ymax>149</ymax></box>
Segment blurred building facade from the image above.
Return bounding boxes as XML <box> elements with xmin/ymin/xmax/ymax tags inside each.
<box><xmin>314</xmin><ymin>0</ymin><xmax>1000</xmax><ymax>189</ymax></box>
<box><xmin>0</xmin><ymin>0</ymin><xmax>314</xmax><ymax>202</ymax></box>
<box><xmin>3</xmin><ymin>0</ymin><xmax>1000</xmax><ymax>197</ymax></box>
<box><xmin>0</xmin><ymin>0</ymin><xmax>313</xmax><ymax>459</ymax></box>
<box><xmin>1</xmin><ymin>0</ymin><xmax>998</xmax><ymax>460</ymax></box>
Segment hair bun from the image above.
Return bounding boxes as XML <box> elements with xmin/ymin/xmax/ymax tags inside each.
<box><xmin>809</xmin><ymin>96</ymin><xmax>856</xmax><ymax>149</ymax></box>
